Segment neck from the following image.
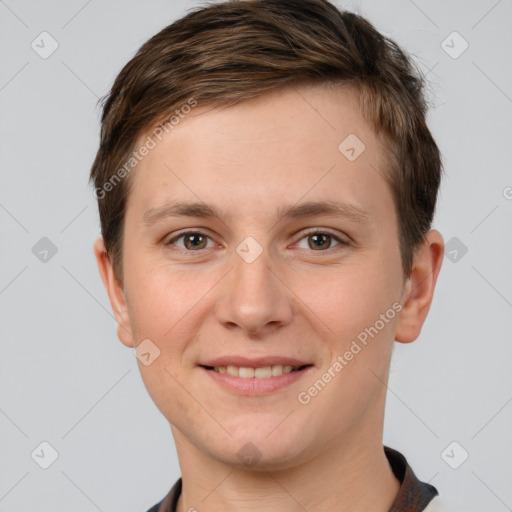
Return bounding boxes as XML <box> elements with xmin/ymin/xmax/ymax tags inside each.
<box><xmin>171</xmin><ymin>427</ymin><xmax>400</xmax><ymax>512</ymax></box>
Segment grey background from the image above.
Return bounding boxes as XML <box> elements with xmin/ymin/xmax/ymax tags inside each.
<box><xmin>1</xmin><ymin>1</ymin><xmax>511</xmax><ymax>510</ymax></box>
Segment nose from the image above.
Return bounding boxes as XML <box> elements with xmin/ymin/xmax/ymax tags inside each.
<box><xmin>214</xmin><ymin>246</ymin><xmax>294</xmax><ymax>337</ymax></box>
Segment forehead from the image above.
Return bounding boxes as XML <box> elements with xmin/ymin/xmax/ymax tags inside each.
<box><xmin>125</xmin><ymin>83</ymin><xmax>393</xmax><ymax>225</ymax></box>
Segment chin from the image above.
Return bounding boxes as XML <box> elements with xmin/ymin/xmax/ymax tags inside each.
<box><xmin>210</xmin><ymin>424</ymin><xmax>310</xmax><ymax>470</ymax></box>
<box><xmin>214</xmin><ymin>442</ymin><xmax>307</xmax><ymax>472</ymax></box>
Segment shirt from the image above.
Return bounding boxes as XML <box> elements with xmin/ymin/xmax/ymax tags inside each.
<box><xmin>146</xmin><ymin>446</ymin><xmax>439</xmax><ymax>512</ymax></box>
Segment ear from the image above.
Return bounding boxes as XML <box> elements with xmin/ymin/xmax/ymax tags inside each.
<box><xmin>94</xmin><ymin>236</ymin><xmax>135</xmax><ymax>348</ymax></box>
<box><xmin>395</xmin><ymin>230</ymin><xmax>444</xmax><ymax>344</ymax></box>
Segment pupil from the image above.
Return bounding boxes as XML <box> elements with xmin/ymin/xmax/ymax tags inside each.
<box><xmin>186</xmin><ymin>234</ymin><xmax>204</xmax><ymax>249</ymax></box>
<box><xmin>310</xmin><ymin>234</ymin><xmax>330</xmax><ymax>250</ymax></box>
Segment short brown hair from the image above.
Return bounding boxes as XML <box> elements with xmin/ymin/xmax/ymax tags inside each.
<box><xmin>89</xmin><ymin>0</ymin><xmax>442</xmax><ymax>280</ymax></box>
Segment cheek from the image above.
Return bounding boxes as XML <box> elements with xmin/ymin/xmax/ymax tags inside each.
<box><xmin>124</xmin><ymin>258</ymin><xmax>208</xmax><ymax>339</ymax></box>
<box><xmin>293</xmin><ymin>258</ymin><xmax>401</xmax><ymax>344</ymax></box>
<box><xmin>123</xmin><ymin>262</ymin><xmax>221</xmax><ymax>393</ymax></box>
<box><xmin>291</xmin><ymin>264</ymin><xmax>400</xmax><ymax>433</ymax></box>
<box><xmin>126</xmin><ymin>272</ymin><xmax>203</xmax><ymax>422</ymax></box>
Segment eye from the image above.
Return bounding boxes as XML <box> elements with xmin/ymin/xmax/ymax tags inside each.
<box><xmin>295</xmin><ymin>230</ymin><xmax>348</xmax><ymax>251</ymax></box>
<box><xmin>167</xmin><ymin>231</ymin><xmax>216</xmax><ymax>251</ymax></box>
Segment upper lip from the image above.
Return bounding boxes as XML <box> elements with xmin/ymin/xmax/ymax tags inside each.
<box><xmin>199</xmin><ymin>356</ymin><xmax>312</xmax><ymax>368</ymax></box>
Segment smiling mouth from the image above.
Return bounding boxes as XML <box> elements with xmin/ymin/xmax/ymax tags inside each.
<box><xmin>200</xmin><ymin>364</ymin><xmax>312</xmax><ymax>378</ymax></box>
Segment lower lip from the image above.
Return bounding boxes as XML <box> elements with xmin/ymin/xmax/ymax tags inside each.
<box><xmin>200</xmin><ymin>366</ymin><xmax>313</xmax><ymax>396</ymax></box>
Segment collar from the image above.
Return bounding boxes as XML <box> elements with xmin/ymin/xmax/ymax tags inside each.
<box><xmin>384</xmin><ymin>446</ymin><xmax>438</xmax><ymax>511</ymax></box>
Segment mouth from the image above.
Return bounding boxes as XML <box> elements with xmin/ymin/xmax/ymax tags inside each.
<box><xmin>199</xmin><ymin>363</ymin><xmax>314</xmax><ymax>396</ymax></box>
<box><xmin>200</xmin><ymin>364</ymin><xmax>312</xmax><ymax>378</ymax></box>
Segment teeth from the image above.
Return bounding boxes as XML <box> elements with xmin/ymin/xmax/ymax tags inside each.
<box><xmin>226</xmin><ymin>365</ymin><xmax>238</xmax><ymax>377</ymax></box>
<box><xmin>213</xmin><ymin>364</ymin><xmax>302</xmax><ymax>378</ymax></box>
<box><xmin>254</xmin><ymin>366</ymin><xmax>271</xmax><ymax>378</ymax></box>
<box><xmin>239</xmin><ymin>367</ymin><xmax>255</xmax><ymax>378</ymax></box>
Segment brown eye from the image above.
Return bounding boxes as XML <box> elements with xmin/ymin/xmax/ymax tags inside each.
<box><xmin>168</xmin><ymin>231</ymin><xmax>214</xmax><ymax>251</ymax></box>
<box><xmin>295</xmin><ymin>230</ymin><xmax>347</xmax><ymax>252</ymax></box>
<box><xmin>183</xmin><ymin>233</ymin><xmax>207</xmax><ymax>250</ymax></box>
<box><xmin>308</xmin><ymin>233</ymin><xmax>333</xmax><ymax>250</ymax></box>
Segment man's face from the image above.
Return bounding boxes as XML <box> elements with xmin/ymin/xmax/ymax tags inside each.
<box><xmin>115</xmin><ymin>84</ymin><xmax>408</xmax><ymax>468</ymax></box>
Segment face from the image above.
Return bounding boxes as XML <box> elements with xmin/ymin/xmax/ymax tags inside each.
<box><xmin>97</xmin><ymin>83</ymin><xmax>437</xmax><ymax>471</ymax></box>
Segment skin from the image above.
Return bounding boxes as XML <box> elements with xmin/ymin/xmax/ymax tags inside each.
<box><xmin>95</xmin><ymin>83</ymin><xmax>443</xmax><ymax>511</ymax></box>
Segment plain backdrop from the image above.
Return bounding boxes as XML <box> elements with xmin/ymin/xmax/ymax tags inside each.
<box><xmin>1</xmin><ymin>1</ymin><xmax>511</xmax><ymax>511</ymax></box>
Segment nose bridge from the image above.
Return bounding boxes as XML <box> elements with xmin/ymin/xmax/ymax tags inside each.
<box><xmin>215</xmin><ymin>241</ymin><xmax>293</xmax><ymax>335</ymax></box>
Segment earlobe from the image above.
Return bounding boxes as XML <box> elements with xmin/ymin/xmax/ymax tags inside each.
<box><xmin>395</xmin><ymin>230</ymin><xmax>444</xmax><ymax>344</ymax></box>
<box><xmin>93</xmin><ymin>237</ymin><xmax>135</xmax><ymax>348</ymax></box>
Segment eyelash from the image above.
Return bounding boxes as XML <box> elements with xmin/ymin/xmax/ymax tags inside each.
<box><xmin>165</xmin><ymin>229</ymin><xmax>350</xmax><ymax>254</ymax></box>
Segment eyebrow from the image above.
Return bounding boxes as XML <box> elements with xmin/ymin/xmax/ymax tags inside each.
<box><xmin>142</xmin><ymin>200</ymin><xmax>374</xmax><ymax>226</ymax></box>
